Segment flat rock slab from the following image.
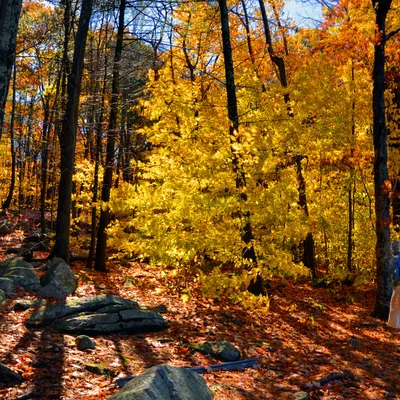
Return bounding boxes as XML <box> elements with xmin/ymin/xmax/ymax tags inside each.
<box><xmin>26</xmin><ymin>294</ymin><xmax>167</xmax><ymax>334</ymax></box>
<box><xmin>109</xmin><ymin>364</ymin><xmax>213</xmax><ymax>400</ymax></box>
<box><xmin>26</xmin><ymin>294</ymin><xmax>139</xmax><ymax>327</ymax></box>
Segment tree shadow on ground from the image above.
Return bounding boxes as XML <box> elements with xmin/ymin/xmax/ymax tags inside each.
<box><xmin>0</xmin><ymin>329</ymin><xmax>37</xmax><ymax>391</ymax></box>
<box><xmin>264</xmin><ymin>284</ymin><xmax>400</xmax><ymax>398</ymax></box>
<box><xmin>88</xmin><ymin>271</ymin><xmax>171</xmax><ymax>374</ymax></box>
<box><xmin>31</xmin><ymin>330</ymin><xmax>65</xmax><ymax>399</ymax></box>
<box><xmin>0</xmin><ymin>301</ymin><xmax>65</xmax><ymax>399</ymax></box>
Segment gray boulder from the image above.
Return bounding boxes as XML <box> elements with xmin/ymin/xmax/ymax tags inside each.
<box><xmin>15</xmin><ymin>220</ymin><xmax>31</xmax><ymax>231</ymax></box>
<box><xmin>0</xmin><ymin>277</ymin><xmax>16</xmax><ymax>295</ymax></box>
<box><xmin>0</xmin><ymin>258</ymin><xmax>40</xmax><ymax>292</ymax></box>
<box><xmin>109</xmin><ymin>365</ymin><xmax>213</xmax><ymax>400</ymax></box>
<box><xmin>37</xmin><ymin>258</ymin><xmax>78</xmax><ymax>299</ymax></box>
<box><xmin>189</xmin><ymin>340</ymin><xmax>240</xmax><ymax>362</ymax></box>
<box><xmin>26</xmin><ymin>294</ymin><xmax>166</xmax><ymax>334</ymax></box>
<box><xmin>76</xmin><ymin>335</ymin><xmax>96</xmax><ymax>350</ymax></box>
<box><xmin>0</xmin><ymin>289</ymin><xmax>5</xmax><ymax>305</ymax></box>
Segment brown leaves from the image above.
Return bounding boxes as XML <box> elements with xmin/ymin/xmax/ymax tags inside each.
<box><xmin>0</xmin><ymin>225</ymin><xmax>399</xmax><ymax>399</ymax></box>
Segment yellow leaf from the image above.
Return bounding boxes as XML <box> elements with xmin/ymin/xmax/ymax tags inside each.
<box><xmin>180</xmin><ymin>293</ymin><xmax>190</xmax><ymax>303</ymax></box>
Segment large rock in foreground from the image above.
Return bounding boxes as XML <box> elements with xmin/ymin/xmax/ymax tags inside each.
<box><xmin>37</xmin><ymin>258</ymin><xmax>78</xmax><ymax>299</ymax></box>
<box><xmin>109</xmin><ymin>365</ymin><xmax>213</xmax><ymax>400</ymax></box>
<box><xmin>0</xmin><ymin>258</ymin><xmax>40</xmax><ymax>292</ymax></box>
<box><xmin>26</xmin><ymin>294</ymin><xmax>167</xmax><ymax>334</ymax></box>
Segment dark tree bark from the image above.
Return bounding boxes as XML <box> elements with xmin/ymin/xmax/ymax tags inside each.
<box><xmin>0</xmin><ymin>0</ymin><xmax>23</xmax><ymax>138</ymax></box>
<box><xmin>95</xmin><ymin>0</ymin><xmax>126</xmax><ymax>272</ymax></box>
<box><xmin>40</xmin><ymin>72</ymin><xmax>61</xmax><ymax>236</ymax></box>
<box><xmin>240</xmin><ymin>0</ymin><xmax>265</xmax><ymax>92</ymax></box>
<box><xmin>0</xmin><ymin>0</ymin><xmax>22</xmax><ymax>138</ymax></box>
<box><xmin>39</xmin><ymin>94</ymin><xmax>51</xmax><ymax>233</ymax></box>
<box><xmin>258</xmin><ymin>0</ymin><xmax>288</xmax><ymax>90</ymax></box>
<box><xmin>372</xmin><ymin>0</ymin><xmax>394</xmax><ymax>320</ymax></box>
<box><xmin>347</xmin><ymin>64</ymin><xmax>356</xmax><ymax>273</ymax></box>
<box><xmin>218</xmin><ymin>0</ymin><xmax>263</xmax><ymax>295</ymax></box>
<box><xmin>294</xmin><ymin>156</ymin><xmax>316</xmax><ymax>278</ymax></box>
<box><xmin>87</xmin><ymin>21</ymin><xmax>110</xmax><ymax>270</ymax></box>
<box><xmin>87</xmin><ymin>90</ymin><xmax>105</xmax><ymax>269</ymax></box>
<box><xmin>121</xmin><ymin>90</ymin><xmax>132</xmax><ymax>183</ymax></box>
<box><xmin>2</xmin><ymin>63</ymin><xmax>17</xmax><ymax>210</ymax></box>
<box><xmin>51</xmin><ymin>0</ymin><xmax>93</xmax><ymax>263</ymax></box>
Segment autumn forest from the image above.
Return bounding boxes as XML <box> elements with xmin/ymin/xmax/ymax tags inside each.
<box><xmin>0</xmin><ymin>0</ymin><xmax>400</xmax><ymax>398</ymax></box>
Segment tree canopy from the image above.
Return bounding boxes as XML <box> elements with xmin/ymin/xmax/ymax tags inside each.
<box><xmin>0</xmin><ymin>0</ymin><xmax>399</xmax><ymax>316</ymax></box>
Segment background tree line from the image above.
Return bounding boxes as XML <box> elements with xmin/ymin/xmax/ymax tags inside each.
<box><xmin>0</xmin><ymin>0</ymin><xmax>399</xmax><ymax>318</ymax></box>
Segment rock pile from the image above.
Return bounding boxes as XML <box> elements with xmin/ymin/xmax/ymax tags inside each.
<box><xmin>26</xmin><ymin>294</ymin><xmax>167</xmax><ymax>334</ymax></box>
<box><xmin>0</xmin><ymin>257</ymin><xmax>76</xmax><ymax>299</ymax></box>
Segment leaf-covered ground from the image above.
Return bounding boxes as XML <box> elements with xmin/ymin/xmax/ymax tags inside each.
<box><xmin>0</xmin><ymin>219</ymin><xmax>400</xmax><ymax>399</ymax></box>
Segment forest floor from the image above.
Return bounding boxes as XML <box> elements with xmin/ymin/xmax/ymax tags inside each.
<box><xmin>0</xmin><ymin>214</ymin><xmax>400</xmax><ymax>399</ymax></box>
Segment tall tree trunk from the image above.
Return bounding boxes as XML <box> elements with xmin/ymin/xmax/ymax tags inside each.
<box><xmin>240</xmin><ymin>0</ymin><xmax>265</xmax><ymax>92</ymax></box>
<box><xmin>44</xmin><ymin>2</ymin><xmax>72</xmax><ymax>233</ymax></box>
<box><xmin>40</xmin><ymin>97</ymin><xmax>50</xmax><ymax>234</ymax></box>
<box><xmin>18</xmin><ymin>112</ymin><xmax>24</xmax><ymax>211</ymax></box>
<box><xmin>294</xmin><ymin>155</ymin><xmax>316</xmax><ymax>277</ymax></box>
<box><xmin>51</xmin><ymin>0</ymin><xmax>93</xmax><ymax>263</ymax></box>
<box><xmin>41</xmin><ymin>74</ymin><xmax>61</xmax><ymax>236</ymax></box>
<box><xmin>95</xmin><ymin>0</ymin><xmax>126</xmax><ymax>272</ymax></box>
<box><xmin>2</xmin><ymin>63</ymin><xmax>17</xmax><ymax>210</ymax></box>
<box><xmin>259</xmin><ymin>0</ymin><xmax>316</xmax><ymax>276</ymax></box>
<box><xmin>71</xmin><ymin>176</ymin><xmax>77</xmax><ymax>219</ymax></box>
<box><xmin>218</xmin><ymin>0</ymin><xmax>263</xmax><ymax>295</ymax></box>
<box><xmin>0</xmin><ymin>0</ymin><xmax>22</xmax><ymax>138</ymax></box>
<box><xmin>347</xmin><ymin>64</ymin><xmax>356</xmax><ymax>273</ymax></box>
<box><xmin>121</xmin><ymin>90</ymin><xmax>132</xmax><ymax>183</ymax></box>
<box><xmin>86</xmin><ymin>22</ymin><xmax>110</xmax><ymax>270</ymax></box>
<box><xmin>87</xmin><ymin>97</ymin><xmax>105</xmax><ymax>269</ymax></box>
<box><xmin>372</xmin><ymin>0</ymin><xmax>393</xmax><ymax>320</ymax></box>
